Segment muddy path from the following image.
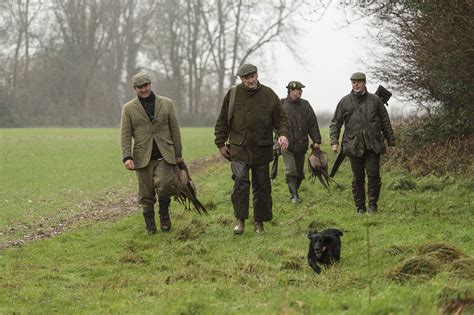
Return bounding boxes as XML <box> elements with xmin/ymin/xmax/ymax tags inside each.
<box><xmin>0</xmin><ymin>155</ymin><xmax>225</xmax><ymax>250</ymax></box>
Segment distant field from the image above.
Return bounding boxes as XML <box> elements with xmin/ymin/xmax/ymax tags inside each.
<box><xmin>0</xmin><ymin>128</ymin><xmax>216</xmax><ymax>235</ymax></box>
<box><xmin>0</xmin><ymin>128</ymin><xmax>472</xmax><ymax>314</ymax></box>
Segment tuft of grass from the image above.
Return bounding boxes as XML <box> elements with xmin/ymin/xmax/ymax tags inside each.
<box><xmin>449</xmin><ymin>258</ymin><xmax>474</xmax><ymax>279</ymax></box>
<box><xmin>418</xmin><ymin>243</ymin><xmax>463</xmax><ymax>263</ymax></box>
<box><xmin>387</xmin><ymin>175</ymin><xmax>417</xmax><ymax>190</ymax></box>
<box><xmin>384</xmin><ymin>244</ymin><xmax>413</xmax><ymax>256</ymax></box>
<box><xmin>388</xmin><ymin>242</ymin><xmax>471</xmax><ymax>283</ymax></box>
<box><xmin>280</xmin><ymin>256</ymin><xmax>304</xmax><ymax>271</ymax></box>
<box><xmin>175</xmin><ymin>218</ymin><xmax>206</xmax><ymax>241</ymax></box>
<box><xmin>388</xmin><ymin>255</ymin><xmax>442</xmax><ymax>282</ymax></box>
<box><xmin>437</xmin><ymin>284</ymin><xmax>474</xmax><ymax>315</ymax></box>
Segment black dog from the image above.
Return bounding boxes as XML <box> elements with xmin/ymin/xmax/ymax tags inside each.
<box><xmin>307</xmin><ymin>229</ymin><xmax>343</xmax><ymax>274</ymax></box>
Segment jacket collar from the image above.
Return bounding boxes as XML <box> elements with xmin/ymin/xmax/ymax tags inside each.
<box><xmin>134</xmin><ymin>92</ymin><xmax>163</xmax><ymax>122</ymax></box>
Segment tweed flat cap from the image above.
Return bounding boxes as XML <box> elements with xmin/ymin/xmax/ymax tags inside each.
<box><xmin>237</xmin><ymin>64</ymin><xmax>257</xmax><ymax>77</ymax></box>
<box><xmin>132</xmin><ymin>72</ymin><xmax>151</xmax><ymax>87</ymax></box>
<box><xmin>350</xmin><ymin>72</ymin><xmax>366</xmax><ymax>81</ymax></box>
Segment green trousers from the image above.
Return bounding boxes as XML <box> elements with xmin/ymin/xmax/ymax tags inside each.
<box><xmin>282</xmin><ymin>150</ymin><xmax>306</xmax><ymax>182</ymax></box>
<box><xmin>135</xmin><ymin>159</ymin><xmax>175</xmax><ymax>209</ymax></box>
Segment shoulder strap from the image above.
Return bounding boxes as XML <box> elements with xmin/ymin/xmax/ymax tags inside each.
<box><xmin>227</xmin><ymin>85</ymin><xmax>237</xmax><ymax>126</ymax></box>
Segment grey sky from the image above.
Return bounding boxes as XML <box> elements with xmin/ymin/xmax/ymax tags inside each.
<box><xmin>261</xmin><ymin>5</ymin><xmax>409</xmax><ymax>116</ymax></box>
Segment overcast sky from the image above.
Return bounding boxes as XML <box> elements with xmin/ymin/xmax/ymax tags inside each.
<box><xmin>261</xmin><ymin>4</ymin><xmax>409</xmax><ymax>117</ymax></box>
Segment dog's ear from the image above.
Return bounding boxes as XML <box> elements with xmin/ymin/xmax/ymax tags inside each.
<box><xmin>308</xmin><ymin>230</ymin><xmax>318</xmax><ymax>239</ymax></box>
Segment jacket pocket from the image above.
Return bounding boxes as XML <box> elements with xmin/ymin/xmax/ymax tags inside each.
<box><xmin>255</xmin><ymin>105</ymin><xmax>272</xmax><ymax>128</ymax></box>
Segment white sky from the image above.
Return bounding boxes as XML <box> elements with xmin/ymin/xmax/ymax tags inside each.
<box><xmin>261</xmin><ymin>4</ymin><xmax>410</xmax><ymax>117</ymax></box>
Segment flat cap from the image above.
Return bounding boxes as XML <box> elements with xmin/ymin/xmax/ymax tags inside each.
<box><xmin>350</xmin><ymin>72</ymin><xmax>366</xmax><ymax>81</ymax></box>
<box><xmin>286</xmin><ymin>81</ymin><xmax>305</xmax><ymax>89</ymax></box>
<box><xmin>237</xmin><ymin>64</ymin><xmax>257</xmax><ymax>77</ymax></box>
<box><xmin>132</xmin><ymin>72</ymin><xmax>151</xmax><ymax>87</ymax></box>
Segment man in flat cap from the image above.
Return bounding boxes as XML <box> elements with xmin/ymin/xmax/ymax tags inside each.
<box><xmin>329</xmin><ymin>72</ymin><xmax>395</xmax><ymax>214</ymax></box>
<box><xmin>120</xmin><ymin>72</ymin><xmax>183</xmax><ymax>234</ymax></box>
<box><xmin>281</xmin><ymin>81</ymin><xmax>321</xmax><ymax>203</ymax></box>
<box><xmin>214</xmin><ymin>64</ymin><xmax>289</xmax><ymax>234</ymax></box>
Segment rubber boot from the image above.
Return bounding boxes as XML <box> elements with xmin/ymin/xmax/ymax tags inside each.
<box><xmin>158</xmin><ymin>197</ymin><xmax>172</xmax><ymax>231</ymax></box>
<box><xmin>143</xmin><ymin>208</ymin><xmax>157</xmax><ymax>234</ymax></box>
<box><xmin>368</xmin><ymin>180</ymin><xmax>381</xmax><ymax>213</ymax></box>
<box><xmin>287</xmin><ymin>179</ymin><xmax>301</xmax><ymax>204</ymax></box>
<box><xmin>352</xmin><ymin>183</ymin><xmax>366</xmax><ymax>214</ymax></box>
<box><xmin>296</xmin><ymin>178</ymin><xmax>302</xmax><ymax>190</ymax></box>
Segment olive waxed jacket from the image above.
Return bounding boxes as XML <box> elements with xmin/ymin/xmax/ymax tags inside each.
<box><xmin>214</xmin><ymin>82</ymin><xmax>289</xmax><ymax>165</ymax></box>
<box><xmin>329</xmin><ymin>91</ymin><xmax>395</xmax><ymax>158</ymax></box>
<box><xmin>281</xmin><ymin>97</ymin><xmax>321</xmax><ymax>153</ymax></box>
<box><xmin>120</xmin><ymin>94</ymin><xmax>182</xmax><ymax>169</ymax></box>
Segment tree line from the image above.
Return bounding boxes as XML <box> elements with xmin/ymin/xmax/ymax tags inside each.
<box><xmin>0</xmin><ymin>0</ymin><xmax>305</xmax><ymax>127</ymax></box>
<box><xmin>355</xmin><ymin>0</ymin><xmax>473</xmax><ymax>174</ymax></box>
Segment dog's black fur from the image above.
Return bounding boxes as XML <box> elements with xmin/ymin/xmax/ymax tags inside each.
<box><xmin>307</xmin><ymin>228</ymin><xmax>343</xmax><ymax>274</ymax></box>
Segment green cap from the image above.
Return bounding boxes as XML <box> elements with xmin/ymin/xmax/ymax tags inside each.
<box><xmin>132</xmin><ymin>72</ymin><xmax>151</xmax><ymax>87</ymax></box>
<box><xmin>237</xmin><ymin>64</ymin><xmax>257</xmax><ymax>77</ymax></box>
<box><xmin>286</xmin><ymin>81</ymin><xmax>305</xmax><ymax>89</ymax></box>
<box><xmin>350</xmin><ymin>72</ymin><xmax>366</xmax><ymax>81</ymax></box>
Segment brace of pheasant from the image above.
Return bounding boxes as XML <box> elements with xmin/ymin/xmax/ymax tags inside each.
<box><xmin>173</xmin><ymin>160</ymin><xmax>208</xmax><ymax>215</ymax></box>
<box><xmin>307</xmin><ymin>146</ymin><xmax>331</xmax><ymax>192</ymax></box>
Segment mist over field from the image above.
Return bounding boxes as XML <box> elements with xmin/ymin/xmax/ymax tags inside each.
<box><xmin>0</xmin><ymin>0</ymin><xmax>422</xmax><ymax>128</ymax></box>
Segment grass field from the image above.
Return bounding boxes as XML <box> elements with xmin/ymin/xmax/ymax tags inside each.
<box><xmin>0</xmin><ymin>128</ymin><xmax>473</xmax><ymax>314</ymax></box>
<box><xmin>0</xmin><ymin>128</ymin><xmax>216</xmax><ymax>239</ymax></box>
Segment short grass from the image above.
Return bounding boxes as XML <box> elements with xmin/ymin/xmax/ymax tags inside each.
<box><xmin>0</xmin><ymin>128</ymin><xmax>215</xmax><ymax>236</ymax></box>
<box><xmin>1</xmin><ymin>128</ymin><xmax>473</xmax><ymax>314</ymax></box>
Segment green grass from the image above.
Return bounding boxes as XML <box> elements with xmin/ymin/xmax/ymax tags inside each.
<box><xmin>1</xmin><ymin>128</ymin><xmax>473</xmax><ymax>314</ymax></box>
<box><xmin>0</xmin><ymin>128</ymin><xmax>216</xmax><ymax>235</ymax></box>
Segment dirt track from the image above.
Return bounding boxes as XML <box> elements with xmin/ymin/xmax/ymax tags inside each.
<box><xmin>0</xmin><ymin>155</ymin><xmax>225</xmax><ymax>250</ymax></box>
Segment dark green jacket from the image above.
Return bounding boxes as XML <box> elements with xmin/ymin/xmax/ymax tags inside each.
<box><xmin>281</xmin><ymin>97</ymin><xmax>321</xmax><ymax>153</ymax></box>
<box><xmin>214</xmin><ymin>82</ymin><xmax>289</xmax><ymax>164</ymax></box>
<box><xmin>329</xmin><ymin>91</ymin><xmax>395</xmax><ymax>158</ymax></box>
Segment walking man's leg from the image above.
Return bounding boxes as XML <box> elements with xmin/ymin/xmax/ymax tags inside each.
<box><xmin>366</xmin><ymin>150</ymin><xmax>381</xmax><ymax>213</ymax></box>
<box><xmin>155</xmin><ymin>160</ymin><xmax>175</xmax><ymax>231</ymax></box>
<box><xmin>136</xmin><ymin>161</ymin><xmax>158</xmax><ymax>234</ymax></box>
<box><xmin>231</xmin><ymin>160</ymin><xmax>251</xmax><ymax>234</ymax></box>
<box><xmin>350</xmin><ymin>155</ymin><xmax>367</xmax><ymax>214</ymax></box>
<box><xmin>252</xmin><ymin>163</ymin><xmax>272</xmax><ymax>233</ymax></box>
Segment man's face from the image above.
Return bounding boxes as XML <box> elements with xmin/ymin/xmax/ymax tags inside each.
<box><xmin>134</xmin><ymin>82</ymin><xmax>152</xmax><ymax>98</ymax></box>
<box><xmin>289</xmin><ymin>88</ymin><xmax>302</xmax><ymax>101</ymax></box>
<box><xmin>351</xmin><ymin>80</ymin><xmax>366</xmax><ymax>93</ymax></box>
<box><xmin>240</xmin><ymin>72</ymin><xmax>258</xmax><ymax>89</ymax></box>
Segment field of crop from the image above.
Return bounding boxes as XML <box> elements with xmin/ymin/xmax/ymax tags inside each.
<box><xmin>0</xmin><ymin>128</ymin><xmax>472</xmax><ymax>314</ymax></box>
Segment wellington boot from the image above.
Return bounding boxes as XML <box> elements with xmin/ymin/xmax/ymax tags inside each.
<box><xmin>143</xmin><ymin>211</ymin><xmax>157</xmax><ymax>234</ymax></box>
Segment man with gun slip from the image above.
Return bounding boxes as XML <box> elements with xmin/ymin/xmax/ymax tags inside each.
<box><xmin>329</xmin><ymin>72</ymin><xmax>395</xmax><ymax>214</ymax></box>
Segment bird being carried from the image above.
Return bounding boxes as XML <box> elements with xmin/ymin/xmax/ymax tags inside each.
<box><xmin>173</xmin><ymin>160</ymin><xmax>208</xmax><ymax>215</ymax></box>
<box><xmin>308</xmin><ymin>146</ymin><xmax>331</xmax><ymax>192</ymax></box>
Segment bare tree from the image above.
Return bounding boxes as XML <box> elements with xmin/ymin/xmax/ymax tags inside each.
<box><xmin>202</xmin><ymin>0</ymin><xmax>303</xmax><ymax>111</ymax></box>
<box><xmin>8</xmin><ymin>0</ymin><xmax>43</xmax><ymax>88</ymax></box>
<box><xmin>0</xmin><ymin>0</ymin><xmax>308</xmax><ymax>126</ymax></box>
